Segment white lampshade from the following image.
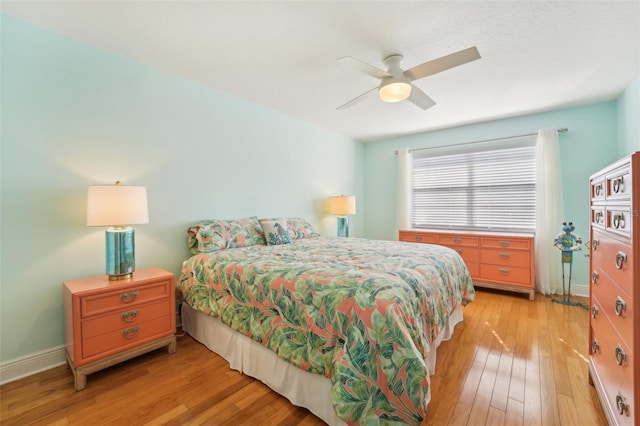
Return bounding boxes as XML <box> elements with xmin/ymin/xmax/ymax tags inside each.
<box><xmin>87</xmin><ymin>183</ymin><xmax>149</xmax><ymax>226</ymax></box>
<box><xmin>329</xmin><ymin>195</ymin><xmax>356</xmax><ymax>216</ymax></box>
<box><xmin>379</xmin><ymin>81</ymin><xmax>412</xmax><ymax>103</ymax></box>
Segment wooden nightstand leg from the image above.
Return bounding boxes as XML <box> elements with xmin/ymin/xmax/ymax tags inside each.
<box><xmin>167</xmin><ymin>335</ymin><xmax>177</xmax><ymax>354</ymax></box>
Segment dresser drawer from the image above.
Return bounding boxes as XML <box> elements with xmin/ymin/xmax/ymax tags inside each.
<box><xmin>480</xmin><ymin>249</ymin><xmax>530</xmax><ymax>268</ymax></box>
<box><xmin>591</xmin><ymin>176</ymin><xmax>606</xmax><ymax>202</ymax></box>
<box><xmin>480</xmin><ymin>237</ymin><xmax>530</xmax><ymax>250</ymax></box>
<box><xmin>399</xmin><ymin>231</ymin><xmax>438</xmax><ymax>244</ymax></box>
<box><xmin>591</xmin><ymin>314</ymin><xmax>635</xmax><ymax>425</ymax></box>
<box><xmin>606</xmin><ymin>207</ymin><xmax>632</xmax><ymax>238</ymax></box>
<box><xmin>83</xmin><ymin>315</ymin><xmax>173</xmax><ymax>359</ymax></box>
<box><xmin>591</xmin><ymin>280</ymin><xmax>634</xmax><ymax>349</ymax></box>
<box><xmin>479</xmin><ymin>264</ymin><xmax>531</xmax><ymax>287</ymax></box>
<box><xmin>591</xmin><ymin>206</ymin><xmax>606</xmax><ymax>230</ymax></box>
<box><xmin>442</xmin><ymin>246</ymin><xmax>479</xmax><ymax>263</ymax></box>
<box><xmin>81</xmin><ymin>279</ymin><xmax>172</xmax><ymax>318</ymax></box>
<box><xmin>438</xmin><ymin>235</ymin><xmax>478</xmax><ymax>247</ymax></box>
<box><xmin>82</xmin><ymin>299</ymin><xmax>172</xmax><ymax>339</ymax></box>
<box><xmin>465</xmin><ymin>262</ymin><xmax>479</xmax><ymax>278</ymax></box>
<box><xmin>605</xmin><ymin>163</ymin><xmax>632</xmax><ymax>201</ymax></box>
<box><xmin>591</xmin><ymin>231</ymin><xmax>634</xmax><ymax>297</ymax></box>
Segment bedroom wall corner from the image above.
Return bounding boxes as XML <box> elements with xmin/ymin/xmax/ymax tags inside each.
<box><xmin>617</xmin><ymin>74</ymin><xmax>640</xmax><ymax>156</ymax></box>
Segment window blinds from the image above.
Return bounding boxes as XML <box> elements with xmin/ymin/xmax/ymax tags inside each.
<box><xmin>411</xmin><ymin>139</ymin><xmax>536</xmax><ymax>233</ymax></box>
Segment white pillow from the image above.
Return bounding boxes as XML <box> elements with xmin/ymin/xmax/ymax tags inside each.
<box><xmin>261</xmin><ymin>220</ymin><xmax>292</xmax><ymax>246</ymax></box>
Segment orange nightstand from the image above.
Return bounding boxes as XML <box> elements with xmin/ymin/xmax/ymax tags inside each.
<box><xmin>63</xmin><ymin>267</ymin><xmax>177</xmax><ymax>390</ymax></box>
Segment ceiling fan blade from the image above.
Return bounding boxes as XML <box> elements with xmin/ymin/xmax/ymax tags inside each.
<box><xmin>336</xmin><ymin>87</ymin><xmax>378</xmax><ymax>110</ymax></box>
<box><xmin>337</xmin><ymin>57</ymin><xmax>392</xmax><ymax>80</ymax></box>
<box><xmin>407</xmin><ymin>85</ymin><xmax>436</xmax><ymax>110</ymax></box>
<box><xmin>404</xmin><ymin>46</ymin><xmax>481</xmax><ymax>81</ymax></box>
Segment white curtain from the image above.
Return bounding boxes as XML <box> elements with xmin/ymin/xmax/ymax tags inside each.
<box><xmin>396</xmin><ymin>148</ymin><xmax>412</xmax><ymax>234</ymax></box>
<box><xmin>534</xmin><ymin>128</ymin><xmax>564</xmax><ymax>294</ymax></box>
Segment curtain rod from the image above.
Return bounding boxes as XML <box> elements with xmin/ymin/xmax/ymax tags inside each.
<box><xmin>395</xmin><ymin>127</ymin><xmax>568</xmax><ymax>154</ymax></box>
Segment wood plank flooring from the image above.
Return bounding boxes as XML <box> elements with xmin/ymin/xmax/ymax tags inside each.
<box><xmin>0</xmin><ymin>289</ymin><xmax>608</xmax><ymax>425</ymax></box>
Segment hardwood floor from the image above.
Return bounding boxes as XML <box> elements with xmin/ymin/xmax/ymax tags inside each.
<box><xmin>0</xmin><ymin>289</ymin><xmax>607</xmax><ymax>425</ymax></box>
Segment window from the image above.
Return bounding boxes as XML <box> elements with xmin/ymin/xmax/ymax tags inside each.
<box><xmin>411</xmin><ymin>137</ymin><xmax>536</xmax><ymax>233</ymax></box>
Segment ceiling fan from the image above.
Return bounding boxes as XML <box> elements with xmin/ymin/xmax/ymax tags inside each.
<box><xmin>337</xmin><ymin>46</ymin><xmax>480</xmax><ymax>110</ymax></box>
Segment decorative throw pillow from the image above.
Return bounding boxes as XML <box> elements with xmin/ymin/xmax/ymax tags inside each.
<box><xmin>187</xmin><ymin>220</ymin><xmax>228</xmax><ymax>255</ymax></box>
<box><xmin>261</xmin><ymin>220</ymin><xmax>292</xmax><ymax>246</ymax></box>
<box><xmin>260</xmin><ymin>217</ymin><xmax>320</xmax><ymax>240</ymax></box>
<box><xmin>226</xmin><ymin>216</ymin><xmax>267</xmax><ymax>248</ymax></box>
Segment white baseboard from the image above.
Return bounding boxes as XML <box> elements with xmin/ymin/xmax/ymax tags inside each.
<box><xmin>0</xmin><ymin>345</ymin><xmax>67</xmax><ymax>386</ymax></box>
<box><xmin>569</xmin><ymin>283</ymin><xmax>589</xmax><ymax>298</ymax></box>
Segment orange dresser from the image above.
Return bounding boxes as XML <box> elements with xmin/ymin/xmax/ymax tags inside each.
<box><xmin>63</xmin><ymin>267</ymin><xmax>177</xmax><ymax>390</ymax></box>
<box><xmin>589</xmin><ymin>152</ymin><xmax>640</xmax><ymax>425</ymax></box>
<box><xmin>399</xmin><ymin>229</ymin><xmax>535</xmax><ymax>300</ymax></box>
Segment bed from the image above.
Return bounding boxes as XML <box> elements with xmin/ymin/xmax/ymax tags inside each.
<box><xmin>177</xmin><ymin>217</ymin><xmax>475</xmax><ymax>425</ymax></box>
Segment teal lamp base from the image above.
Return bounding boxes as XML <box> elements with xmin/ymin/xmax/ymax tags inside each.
<box><xmin>105</xmin><ymin>226</ymin><xmax>135</xmax><ymax>280</ymax></box>
<box><xmin>337</xmin><ymin>216</ymin><xmax>349</xmax><ymax>237</ymax></box>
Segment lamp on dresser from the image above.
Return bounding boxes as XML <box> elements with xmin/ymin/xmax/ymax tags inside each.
<box><xmin>86</xmin><ymin>181</ymin><xmax>149</xmax><ymax>280</ymax></box>
<box><xmin>328</xmin><ymin>195</ymin><xmax>356</xmax><ymax>237</ymax></box>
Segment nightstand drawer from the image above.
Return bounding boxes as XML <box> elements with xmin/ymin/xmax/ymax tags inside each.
<box><xmin>82</xmin><ymin>299</ymin><xmax>172</xmax><ymax>339</ymax></box>
<box><xmin>480</xmin><ymin>264</ymin><xmax>530</xmax><ymax>286</ymax></box>
<box><xmin>83</xmin><ymin>315</ymin><xmax>172</xmax><ymax>359</ymax></box>
<box><xmin>480</xmin><ymin>249</ymin><xmax>530</xmax><ymax>267</ymax></box>
<box><xmin>81</xmin><ymin>279</ymin><xmax>171</xmax><ymax>318</ymax></box>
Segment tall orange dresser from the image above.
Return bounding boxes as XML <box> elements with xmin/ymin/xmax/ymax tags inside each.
<box><xmin>589</xmin><ymin>151</ymin><xmax>639</xmax><ymax>425</ymax></box>
<box><xmin>63</xmin><ymin>267</ymin><xmax>177</xmax><ymax>390</ymax></box>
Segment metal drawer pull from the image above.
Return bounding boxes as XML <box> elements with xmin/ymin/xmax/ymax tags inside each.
<box><xmin>591</xmin><ymin>339</ymin><xmax>599</xmax><ymax>353</ymax></box>
<box><xmin>615</xmin><ymin>345</ymin><xmax>626</xmax><ymax>366</ymax></box>
<box><xmin>612</xmin><ymin>176</ymin><xmax>624</xmax><ymax>193</ymax></box>
<box><xmin>499</xmin><ymin>253</ymin><xmax>510</xmax><ymax>260</ymax></box>
<box><xmin>119</xmin><ymin>291</ymin><xmax>139</xmax><ymax>303</ymax></box>
<box><xmin>615</xmin><ymin>297</ymin><xmax>626</xmax><ymax>316</ymax></box>
<box><xmin>591</xmin><ymin>305</ymin><xmax>599</xmax><ymax>319</ymax></box>
<box><xmin>613</xmin><ymin>213</ymin><xmax>625</xmax><ymax>229</ymax></box>
<box><xmin>615</xmin><ymin>251</ymin><xmax>627</xmax><ymax>269</ymax></box>
<box><xmin>594</xmin><ymin>211</ymin><xmax>603</xmax><ymax>223</ymax></box>
<box><xmin>122</xmin><ymin>326</ymin><xmax>140</xmax><ymax>339</ymax></box>
<box><xmin>121</xmin><ymin>310</ymin><xmax>139</xmax><ymax>322</ymax></box>
<box><xmin>592</xmin><ymin>239</ymin><xmax>599</xmax><ymax>251</ymax></box>
<box><xmin>498</xmin><ymin>240</ymin><xmax>510</xmax><ymax>247</ymax></box>
<box><xmin>616</xmin><ymin>393</ymin><xmax>629</xmax><ymax>416</ymax></box>
<box><xmin>498</xmin><ymin>268</ymin><xmax>510</xmax><ymax>275</ymax></box>
<box><xmin>594</xmin><ymin>184</ymin><xmax>602</xmax><ymax>196</ymax></box>
<box><xmin>453</xmin><ymin>237</ymin><xmax>462</xmax><ymax>244</ymax></box>
<box><xmin>591</xmin><ymin>271</ymin><xmax>599</xmax><ymax>284</ymax></box>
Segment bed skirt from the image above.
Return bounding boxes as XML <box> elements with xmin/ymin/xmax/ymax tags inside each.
<box><xmin>181</xmin><ymin>303</ymin><xmax>464</xmax><ymax>425</ymax></box>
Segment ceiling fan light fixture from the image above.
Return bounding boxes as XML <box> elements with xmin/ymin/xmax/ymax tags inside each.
<box><xmin>379</xmin><ymin>81</ymin><xmax>412</xmax><ymax>103</ymax></box>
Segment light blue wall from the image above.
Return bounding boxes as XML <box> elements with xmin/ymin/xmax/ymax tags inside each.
<box><xmin>362</xmin><ymin>101</ymin><xmax>619</xmax><ymax>289</ymax></box>
<box><xmin>617</xmin><ymin>75</ymin><xmax>640</xmax><ymax>155</ymax></box>
<box><xmin>0</xmin><ymin>16</ymin><xmax>363</xmax><ymax>363</ymax></box>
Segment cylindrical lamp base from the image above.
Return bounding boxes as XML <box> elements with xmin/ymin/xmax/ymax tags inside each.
<box><xmin>105</xmin><ymin>226</ymin><xmax>135</xmax><ymax>280</ymax></box>
<box><xmin>337</xmin><ymin>216</ymin><xmax>349</xmax><ymax>237</ymax></box>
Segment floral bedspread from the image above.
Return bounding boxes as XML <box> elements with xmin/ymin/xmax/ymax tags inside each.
<box><xmin>177</xmin><ymin>237</ymin><xmax>474</xmax><ymax>425</ymax></box>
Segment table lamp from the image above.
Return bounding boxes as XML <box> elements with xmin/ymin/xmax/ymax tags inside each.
<box><xmin>329</xmin><ymin>195</ymin><xmax>356</xmax><ymax>237</ymax></box>
<box><xmin>87</xmin><ymin>181</ymin><xmax>149</xmax><ymax>280</ymax></box>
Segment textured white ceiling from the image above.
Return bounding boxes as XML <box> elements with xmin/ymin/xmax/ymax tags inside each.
<box><xmin>3</xmin><ymin>1</ymin><xmax>639</xmax><ymax>141</ymax></box>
